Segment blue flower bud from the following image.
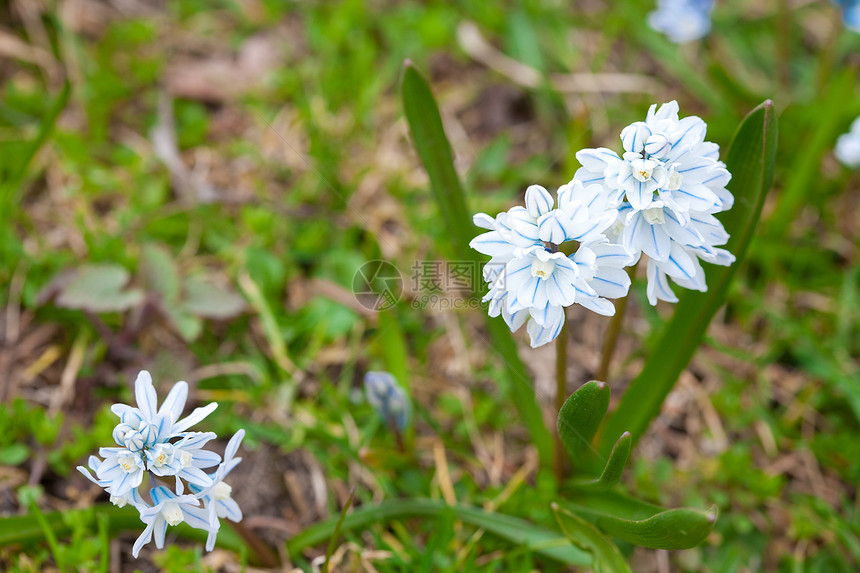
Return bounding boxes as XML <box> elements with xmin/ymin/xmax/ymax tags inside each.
<box><xmin>364</xmin><ymin>371</ymin><xmax>411</xmax><ymax>430</ymax></box>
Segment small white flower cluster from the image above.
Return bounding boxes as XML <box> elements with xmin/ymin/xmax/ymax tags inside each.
<box><xmin>835</xmin><ymin>117</ymin><xmax>860</xmax><ymax>168</ymax></box>
<box><xmin>648</xmin><ymin>0</ymin><xmax>714</xmax><ymax>43</ymax></box>
<box><xmin>78</xmin><ymin>370</ymin><xmax>243</xmax><ymax>557</ymax></box>
<box><xmin>471</xmin><ymin>101</ymin><xmax>735</xmax><ymax>347</ymax></box>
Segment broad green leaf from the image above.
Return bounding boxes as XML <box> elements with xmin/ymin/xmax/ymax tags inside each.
<box><xmin>578</xmin><ymin>432</ymin><xmax>631</xmax><ymax>491</ymax></box>
<box><xmin>401</xmin><ymin>62</ymin><xmax>472</xmax><ymax>252</ymax></box>
<box><xmin>286</xmin><ymin>498</ymin><xmax>590</xmax><ymax>566</ymax></box>
<box><xmin>140</xmin><ymin>243</ymin><xmax>181</xmax><ymax>302</ymax></box>
<box><xmin>55</xmin><ymin>264</ymin><xmax>144</xmax><ymax>313</ymax></box>
<box><xmin>402</xmin><ymin>62</ymin><xmax>553</xmax><ymax>466</ymax></box>
<box><xmin>561</xmin><ymin>491</ymin><xmax>717</xmax><ymax>550</ymax></box>
<box><xmin>164</xmin><ymin>306</ymin><xmax>203</xmax><ymax>342</ymax></box>
<box><xmin>181</xmin><ymin>275</ymin><xmax>246</xmax><ymax>319</ymax></box>
<box><xmin>552</xmin><ymin>503</ymin><xmax>632</xmax><ymax>573</ymax></box>
<box><xmin>600</xmin><ymin>100</ymin><xmax>778</xmax><ymax>454</ymax></box>
<box><xmin>557</xmin><ymin>381</ymin><xmax>609</xmax><ymax>463</ymax></box>
<box><xmin>0</xmin><ymin>444</ymin><xmax>30</xmax><ymax>466</ymax></box>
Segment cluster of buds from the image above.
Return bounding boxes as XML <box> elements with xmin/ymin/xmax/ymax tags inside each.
<box><xmin>78</xmin><ymin>371</ymin><xmax>243</xmax><ymax>557</ymax></box>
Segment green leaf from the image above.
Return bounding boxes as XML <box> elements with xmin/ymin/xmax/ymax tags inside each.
<box><xmin>164</xmin><ymin>307</ymin><xmax>203</xmax><ymax>342</ymax></box>
<box><xmin>552</xmin><ymin>503</ymin><xmax>632</xmax><ymax>573</ymax></box>
<box><xmin>579</xmin><ymin>432</ymin><xmax>631</xmax><ymax>491</ymax></box>
<box><xmin>286</xmin><ymin>498</ymin><xmax>590</xmax><ymax>566</ymax></box>
<box><xmin>401</xmin><ymin>62</ymin><xmax>472</xmax><ymax>253</ymax></box>
<box><xmin>180</xmin><ymin>275</ymin><xmax>246</xmax><ymax>319</ymax></box>
<box><xmin>0</xmin><ymin>443</ymin><xmax>30</xmax><ymax>466</ymax></box>
<box><xmin>557</xmin><ymin>381</ymin><xmax>609</xmax><ymax>463</ymax></box>
<box><xmin>140</xmin><ymin>243</ymin><xmax>181</xmax><ymax>302</ymax></box>
<box><xmin>55</xmin><ymin>264</ymin><xmax>144</xmax><ymax>313</ymax></box>
<box><xmin>560</xmin><ymin>491</ymin><xmax>717</xmax><ymax>550</ymax></box>
<box><xmin>402</xmin><ymin>62</ymin><xmax>553</xmax><ymax>467</ymax></box>
<box><xmin>600</xmin><ymin>100</ymin><xmax>778</xmax><ymax>453</ymax></box>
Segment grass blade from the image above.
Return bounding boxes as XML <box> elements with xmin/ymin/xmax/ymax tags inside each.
<box><xmin>402</xmin><ymin>61</ymin><xmax>553</xmax><ymax>466</ymax></box>
<box><xmin>0</xmin><ymin>81</ymin><xmax>71</xmax><ymax>209</ymax></box>
<box><xmin>599</xmin><ymin>100</ymin><xmax>778</xmax><ymax>453</ymax></box>
<box><xmin>323</xmin><ymin>488</ymin><xmax>356</xmax><ymax>573</ymax></box>
<box><xmin>286</xmin><ymin>498</ymin><xmax>591</xmax><ymax>566</ymax></box>
<box><xmin>0</xmin><ymin>504</ymin><xmax>244</xmax><ymax>552</ymax></box>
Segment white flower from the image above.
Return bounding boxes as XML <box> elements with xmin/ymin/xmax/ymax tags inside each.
<box><xmin>648</xmin><ymin>0</ymin><xmax>713</xmax><ymax>43</ymax></box>
<box><xmin>93</xmin><ymin>447</ymin><xmax>145</xmax><ymax>498</ymax></box>
<box><xmin>110</xmin><ymin>371</ymin><xmax>218</xmax><ymax>442</ymax></box>
<box><xmin>363</xmin><ymin>372</ymin><xmax>411</xmax><ymax>430</ymax></box>
<box><xmin>575</xmin><ymin>102</ymin><xmax>730</xmax><ymax>216</ymax></box>
<box><xmin>189</xmin><ymin>429</ymin><xmax>245</xmax><ymax>551</ymax></box>
<box><xmin>836</xmin><ymin>117</ymin><xmax>860</xmax><ymax>168</ymax></box>
<box><xmin>133</xmin><ymin>486</ymin><xmax>212</xmax><ymax>558</ymax></box>
<box><xmin>573</xmin><ymin>102</ymin><xmax>734</xmax><ymax>305</ymax></box>
<box><xmin>78</xmin><ymin>370</ymin><xmax>243</xmax><ymax>558</ymax></box>
<box><xmin>471</xmin><ymin>181</ymin><xmax>631</xmax><ymax>347</ymax></box>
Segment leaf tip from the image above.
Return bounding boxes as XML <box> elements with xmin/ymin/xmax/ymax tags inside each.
<box><xmin>404</xmin><ymin>58</ymin><xmax>414</xmax><ymax>68</ymax></box>
<box><xmin>620</xmin><ymin>431</ymin><xmax>631</xmax><ymax>439</ymax></box>
<box><xmin>550</xmin><ymin>502</ymin><xmax>560</xmax><ymax>511</ymax></box>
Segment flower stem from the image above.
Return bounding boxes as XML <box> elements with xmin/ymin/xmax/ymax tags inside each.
<box><xmin>229</xmin><ymin>521</ymin><xmax>280</xmax><ymax>568</ymax></box>
<box><xmin>597</xmin><ymin>266</ymin><xmax>636</xmax><ymax>383</ymax></box>
<box><xmin>554</xmin><ymin>316</ymin><xmax>569</xmax><ymax>483</ymax></box>
<box><xmin>776</xmin><ymin>0</ymin><xmax>792</xmax><ymax>89</ymax></box>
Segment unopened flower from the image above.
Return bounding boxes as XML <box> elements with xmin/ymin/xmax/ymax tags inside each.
<box><xmin>836</xmin><ymin>117</ymin><xmax>860</xmax><ymax>168</ymax></box>
<box><xmin>649</xmin><ymin>0</ymin><xmax>714</xmax><ymax>43</ymax></box>
<box><xmin>364</xmin><ymin>371</ymin><xmax>411</xmax><ymax>430</ymax></box>
<box><xmin>77</xmin><ymin>370</ymin><xmax>243</xmax><ymax>558</ymax></box>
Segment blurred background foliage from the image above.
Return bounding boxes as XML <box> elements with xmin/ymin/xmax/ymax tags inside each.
<box><xmin>1</xmin><ymin>0</ymin><xmax>860</xmax><ymax>571</ymax></box>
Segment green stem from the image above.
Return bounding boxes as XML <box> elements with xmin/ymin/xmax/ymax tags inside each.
<box><xmin>776</xmin><ymin>0</ymin><xmax>792</xmax><ymax>89</ymax></box>
<box><xmin>816</xmin><ymin>9</ymin><xmax>841</xmax><ymax>97</ymax></box>
<box><xmin>596</xmin><ymin>266</ymin><xmax>636</xmax><ymax>383</ymax></box>
<box><xmin>229</xmin><ymin>521</ymin><xmax>280</xmax><ymax>568</ymax></box>
<box><xmin>554</xmin><ymin>317</ymin><xmax>569</xmax><ymax>482</ymax></box>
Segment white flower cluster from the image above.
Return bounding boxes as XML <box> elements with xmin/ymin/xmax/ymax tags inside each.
<box><xmin>78</xmin><ymin>370</ymin><xmax>244</xmax><ymax>557</ymax></box>
<box><xmin>471</xmin><ymin>183</ymin><xmax>634</xmax><ymax>348</ymax></box>
<box><xmin>648</xmin><ymin>0</ymin><xmax>714</xmax><ymax>43</ymax></box>
<box><xmin>471</xmin><ymin>101</ymin><xmax>735</xmax><ymax>347</ymax></box>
